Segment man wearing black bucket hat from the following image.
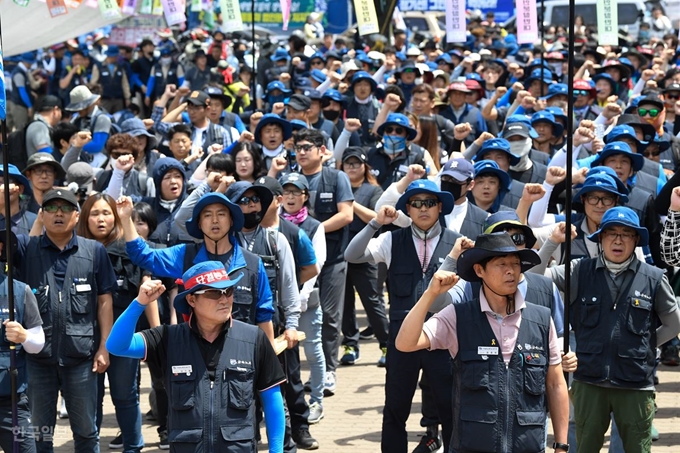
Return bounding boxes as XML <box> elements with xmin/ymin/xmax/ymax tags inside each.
<box><xmin>396</xmin><ymin>232</ymin><xmax>570</xmax><ymax>453</ymax></box>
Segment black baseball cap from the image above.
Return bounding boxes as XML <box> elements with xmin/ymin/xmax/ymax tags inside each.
<box><xmin>186</xmin><ymin>91</ymin><xmax>210</xmax><ymax>107</ymax></box>
<box><xmin>42</xmin><ymin>189</ymin><xmax>80</xmax><ymax>210</ymax></box>
<box><xmin>287</xmin><ymin>94</ymin><xmax>312</xmax><ymax>111</ymax></box>
<box><xmin>254</xmin><ymin>175</ymin><xmax>283</xmax><ymax>196</ymax></box>
<box><xmin>664</xmin><ymin>83</ymin><xmax>680</xmax><ymax>93</ymax></box>
<box><xmin>342</xmin><ymin>147</ymin><xmax>368</xmax><ymax>163</ymax></box>
<box><xmin>37</xmin><ymin>95</ymin><xmax>62</xmax><ymax>112</ymax></box>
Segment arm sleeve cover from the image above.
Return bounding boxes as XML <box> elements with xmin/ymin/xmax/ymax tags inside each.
<box><xmin>82</xmin><ymin>131</ymin><xmax>109</xmax><ymax>154</ymax></box>
<box><xmin>145</xmin><ymin>76</ymin><xmax>156</xmax><ymax>98</ymax></box>
<box><xmin>18</xmin><ymin>87</ymin><xmax>33</xmax><ymax>109</ymax></box>
<box><xmin>261</xmin><ymin>386</ymin><xmax>285</xmax><ymax>453</ymax></box>
<box><xmin>106</xmin><ymin>300</ymin><xmax>147</xmax><ymax>359</ymax></box>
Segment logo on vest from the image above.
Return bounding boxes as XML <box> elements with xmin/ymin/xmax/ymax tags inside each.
<box><xmin>171</xmin><ymin>365</ymin><xmax>193</xmax><ymax>376</ymax></box>
<box><xmin>524</xmin><ymin>344</ymin><xmax>544</xmax><ymax>352</ymax></box>
<box><xmin>237</xmin><ymin>286</ymin><xmax>251</xmax><ymax>292</ymax></box>
<box><xmin>229</xmin><ymin>359</ymin><xmax>252</xmax><ymax>366</ymax></box>
<box><xmin>634</xmin><ymin>290</ymin><xmax>651</xmax><ymax>300</ymax></box>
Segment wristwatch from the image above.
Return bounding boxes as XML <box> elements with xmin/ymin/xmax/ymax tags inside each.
<box><xmin>552</xmin><ymin>442</ymin><xmax>569</xmax><ymax>452</ymax></box>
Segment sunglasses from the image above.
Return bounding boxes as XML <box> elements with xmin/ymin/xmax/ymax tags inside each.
<box><xmin>238</xmin><ymin>195</ymin><xmax>261</xmax><ymax>205</ymax></box>
<box><xmin>385</xmin><ymin>126</ymin><xmax>405</xmax><ymax>135</ymax></box>
<box><xmin>43</xmin><ymin>204</ymin><xmax>77</xmax><ymax>213</ymax></box>
<box><xmin>643</xmin><ymin>149</ymin><xmax>662</xmax><ymax>157</ymax></box>
<box><xmin>401</xmin><ymin>68</ymin><xmax>415</xmax><ymax>73</ymax></box>
<box><xmin>407</xmin><ymin>199</ymin><xmax>439</xmax><ymax>209</ymax></box>
<box><xmin>574</xmin><ymin>90</ymin><xmax>590</xmax><ymax>96</ymax></box>
<box><xmin>294</xmin><ymin>143</ymin><xmax>316</xmax><ymax>153</ymax></box>
<box><xmin>509</xmin><ymin>233</ymin><xmax>526</xmax><ymax>246</ymax></box>
<box><xmin>193</xmin><ymin>287</ymin><xmax>235</xmax><ymax>299</ymax></box>
<box><xmin>666</xmin><ymin>94</ymin><xmax>680</xmax><ymax>100</ymax></box>
<box><xmin>638</xmin><ymin>108</ymin><xmax>660</xmax><ymax>118</ymax></box>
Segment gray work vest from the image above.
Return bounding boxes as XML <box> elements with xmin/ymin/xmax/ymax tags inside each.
<box><xmin>0</xmin><ymin>277</ymin><xmax>27</xmax><ymax>396</ymax></box>
<box><xmin>459</xmin><ymin>203</ymin><xmax>487</xmax><ymax>240</ymax></box>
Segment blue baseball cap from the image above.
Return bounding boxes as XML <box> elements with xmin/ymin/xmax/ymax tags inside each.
<box><xmin>376</xmin><ymin>113</ymin><xmax>417</xmax><ymax>140</ymax></box>
<box><xmin>289</xmin><ymin>119</ymin><xmax>307</xmax><ymax>131</ymax></box>
<box><xmin>524</xmin><ymin>68</ymin><xmax>554</xmax><ymax>86</ymax></box>
<box><xmin>395</xmin><ymin>179</ymin><xmax>454</xmax><ymax>216</ymax></box>
<box><xmin>531</xmin><ymin>111</ymin><xmax>564</xmax><ymax>137</ymax></box>
<box><xmin>105</xmin><ymin>46</ymin><xmax>120</xmax><ymax>57</ymax></box>
<box><xmin>473</xmin><ymin>160</ymin><xmax>511</xmax><ymax>190</ymax></box>
<box><xmin>545</xmin><ymin>106</ymin><xmax>567</xmax><ymax>124</ymax></box>
<box><xmin>321</xmin><ymin>89</ymin><xmax>346</xmax><ymax>107</ymax></box>
<box><xmin>303</xmin><ymin>89</ymin><xmax>323</xmax><ymax>101</ymax></box>
<box><xmin>540</xmin><ymin>83</ymin><xmax>570</xmax><ymax>101</ymax></box>
<box><xmin>591</xmin><ymin>141</ymin><xmax>645</xmax><ymax>173</ymax></box>
<box><xmin>174</xmin><ymin>261</ymin><xmax>244</xmax><ymax>316</ymax></box>
<box><xmin>185</xmin><ymin>192</ymin><xmax>244</xmax><ymax>239</ymax></box>
<box><xmin>475</xmin><ymin>138</ymin><xmax>520</xmax><ymax>166</ymax></box>
<box><xmin>587</xmin><ymin>206</ymin><xmax>648</xmax><ymax>247</ymax></box>
<box><xmin>270</xmin><ymin>48</ymin><xmax>290</xmax><ymax>62</ymax></box>
<box><xmin>265</xmin><ymin>81</ymin><xmax>292</xmax><ymax>96</ymax></box>
<box><xmin>440</xmin><ymin>158</ymin><xmax>474</xmax><ymax>182</ymax></box>
<box><xmin>279</xmin><ymin>172</ymin><xmax>309</xmax><ymax>191</ymax></box>
<box><xmin>572</xmin><ymin>173</ymin><xmax>629</xmax><ymax>207</ymax></box>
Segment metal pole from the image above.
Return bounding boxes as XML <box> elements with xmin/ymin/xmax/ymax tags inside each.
<box><xmin>0</xmin><ymin>15</ymin><xmax>19</xmax><ymax>453</ymax></box>
<box><xmin>250</xmin><ymin>0</ymin><xmax>257</xmax><ymax>105</ymax></box>
<box><xmin>540</xmin><ymin>0</ymin><xmax>545</xmax><ymax>97</ymax></box>
<box><xmin>563</xmin><ymin>0</ymin><xmax>575</xmax><ymax>360</ymax></box>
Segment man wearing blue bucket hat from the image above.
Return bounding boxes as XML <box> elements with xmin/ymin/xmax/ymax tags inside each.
<box><xmin>117</xmin><ymin>193</ymin><xmax>275</xmax><ymax>342</ymax></box>
<box><xmin>469</xmin><ymin>160</ymin><xmax>513</xmax><ymax>213</ymax></box>
<box><xmin>0</xmin><ymin>164</ymin><xmax>36</xmax><ymax>236</ymax></box>
<box><xmin>106</xmin><ymin>265</ymin><xmax>286</xmax><ymax>452</ymax></box>
<box><xmin>547</xmin><ymin>206</ymin><xmax>680</xmax><ymax>452</ymax></box>
<box><xmin>345</xmin><ymin>178</ymin><xmax>459</xmax><ymax>453</ymax></box>
<box><xmin>345</xmin><ymin>71</ymin><xmax>382</xmax><ymax>146</ymax></box>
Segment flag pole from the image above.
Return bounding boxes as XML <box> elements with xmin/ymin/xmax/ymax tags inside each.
<box><xmin>0</xmin><ymin>16</ymin><xmax>20</xmax><ymax>453</ymax></box>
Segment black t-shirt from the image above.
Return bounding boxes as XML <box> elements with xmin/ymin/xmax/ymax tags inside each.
<box><xmin>140</xmin><ymin>318</ymin><xmax>285</xmax><ymax>391</ymax></box>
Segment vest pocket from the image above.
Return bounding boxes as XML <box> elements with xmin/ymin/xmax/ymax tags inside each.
<box><xmin>627</xmin><ymin>297</ymin><xmax>653</xmax><ymax>336</ymax></box>
<box><xmin>460</xmin><ymin>351</ymin><xmax>491</xmax><ymax>390</ymax></box>
<box><xmin>515</xmin><ymin>410</ymin><xmax>546</xmax><ymax>452</ymax></box>
<box><xmin>220</xmin><ymin>424</ymin><xmax>255</xmax><ymax>451</ymax></box>
<box><xmin>168</xmin><ymin>428</ymin><xmax>202</xmax><ymax>453</ymax></box>
<box><xmin>616</xmin><ymin>341</ymin><xmax>649</xmax><ymax>383</ymax></box>
<box><xmin>226</xmin><ymin>367</ymin><xmax>254</xmax><ymax>410</ymax></box>
<box><xmin>170</xmin><ymin>373</ymin><xmax>196</xmax><ymax>410</ymax></box>
<box><xmin>574</xmin><ymin>341</ymin><xmax>604</xmax><ymax>379</ymax></box>
<box><xmin>390</xmin><ymin>270</ymin><xmax>415</xmax><ymax>298</ymax></box>
<box><xmin>523</xmin><ymin>353</ymin><xmax>547</xmax><ymax>395</ymax></box>
<box><xmin>62</xmin><ymin>324</ymin><xmax>94</xmax><ymax>359</ymax></box>
<box><xmin>579</xmin><ymin>296</ymin><xmax>600</xmax><ymax>327</ymax></box>
<box><xmin>232</xmin><ymin>290</ymin><xmax>254</xmax><ymax>323</ymax></box>
<box><xmin>459</xmin><ymin>406</ymin><xmax>497</xmax><ymax>451</ymax></box>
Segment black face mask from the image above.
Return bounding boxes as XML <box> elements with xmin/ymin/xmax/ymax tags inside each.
<box><xmin>243</xmin><ymin>211</ymin><xmax>263</xmax><ymax>229</ymax></box>
<box><xmin>323</xmin><ymin>110</ymin><xmax>340</xmax><ymax>122</ymax></box>
<box><xmin>441</xmin><ymin>180</ymin><xmax>464</xmax><ymax>200</ymax></box>
<box><xmin>234</xmin><ymin>50</ymin><xmax>245</xmax><ymax>61</ymax></box>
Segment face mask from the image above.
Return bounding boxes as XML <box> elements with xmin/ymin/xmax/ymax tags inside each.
<box><xmin>383</xmin><ymin>135</ymin><xmax>407</xmax><ymax>155</ymax></box>
<box><xmin>323</xmin><ymin>110</ymin><xmax>340</xmax><ymax>121</ymax></box>
<box><xmin>549</xmin><ymin>62</ymin><xmax>563</xmax><ymax>77</ymax></box>
<box><xmin>440</xmin><ymin>180</ymin><xmax>464</xmax><ymax>200</ymax></box>
<box><xmin>161</xmin><ymin>57</ymin><xmax>172</xmax><ymax>66</ymax></box>
<box><xmin>243</xmin><ymin>211</ymin><xmax>263</xmax><ymax>229</ymax></box>
<box><xmin>234</xmin><ymin>50</ymin><xmax>245</xmax><ymax>60</ymax></box>
<box><xmin>509</xmin><ymin>138</ymin><xmax>532</xmax><ymax>158</ymax></box>
<box><xmin>268</xmin><ymin>94</ymin><xmax>287</xmax><ymax>106</ymax></box>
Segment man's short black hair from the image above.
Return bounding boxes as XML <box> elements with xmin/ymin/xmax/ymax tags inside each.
<box><xmin>293</xmin><ymin>128</ymin><xmax>325</xmax><ymax>147</ymax></box>
<box><xmin>168</xmin><ymin>124</ymin><xmax>192</xmax><ymax>140</ymax></box>
<box><xmin>51</xmin><ymin>122</ymin><xmax>79</xmax><ymax>147</ymax></box>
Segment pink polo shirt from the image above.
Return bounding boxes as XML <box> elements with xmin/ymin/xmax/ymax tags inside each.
<box><xmin>423</xmin><ymin>289</ymin><xmax>561</xmax><ymax>366</ymax></box>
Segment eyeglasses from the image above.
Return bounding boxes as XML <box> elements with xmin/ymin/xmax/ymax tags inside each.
<box><xmin>311</xmin><ymin>60</ymin><xmax>324</xmax><ymax>66</ymax></box>
<box><xmin>642</xmin><ymin>149</ymin><xmax>662</xmax><ymax>157</ymax></box>
<box><xmin>601</xmin><ymin>230</ymin><xmax>637</xmax><ymax>242</ymax></box>
<box><xmin>343</xmin><ymin>161</ymin><xmax>363</xmax><ymax>169</ymax></box>
<box><xmin>282</xmin><ymin>189</ymin><xmax>303</xmax><ymax>197</ymax></box>
<box><xmin>238</xmin><ymin>195</ymin><xmax>261</xmax><ymax>205</ymax></box>
<box><xmin>574</xmin><ymin>90</ymin><xmax>590</xmax><ymax>96</ymax></box>
<box><xmin>638</xmin><ymin>108</ymin><xmax>661</xmax><ymax>118</ymax></box>
<box><xmin>384</xmin><ymin>126</ymin><xmax>405</xmax><ymax>135</ymax></box>
<box><xmin>294</xmin><ymin>143</ymin><xmax>316</xmax><ymax>153</ymax></box>
<box><xmin>31</xmin><ymin>167</ymin><xmax>55</xmax><ymax>176</ymax></box>
<box><xmin>43</xmin><ymin>204</ymin><xmax>77</xmax><ymax>213</ymax></box>
<box><xmin>585</xmin><ymin>195</ymin><xmax>616</xmax><ymax>206</ymax></box>
<box><xmin>193</xmin><ymin>287</ymin><xmax>235</xmax><ymax>299</ymax></box>
<box><xmin>406</xmin><ymin>198</ymin><xmax>439</xmax><ymax>209</ymax></box>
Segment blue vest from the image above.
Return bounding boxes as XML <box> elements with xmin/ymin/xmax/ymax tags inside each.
<box><xmin>345</xmin><ymin>97</ymin><xmax>380</xmax><ymax>146</ymax></box>
<box><xmin>388</xmin><ymin>227</ymin><xmax>459</xmax><ymax>320</ymax></box>
<box><xmin>0</xmin><ymin>277</ymin><xmax>28</xmax><ymax>396</ymax></box>
<box><xmin>9</xmin><ymin>66</ymin><xmax>29</xmax><ymax>107</ymax></box>
<box><xmin>100</xmin><ymin>64</ymin><xmax>125</xmax><ymax>99</ymax></box>
<box><xmin>311</xmin><ymin>167</ymin><xmax>349</xmax><ymax>265</ymax></box>
<box><xmin>21</xmin><ymin>236</ymin><xmax>100</xmax><ymax>366</ymax></box>
<box><xmin>165</xmin><ymin>321</ymin><xmax>258</xmax><ymax>452</ymax></box>
<box><xmin>452</xmin><ymin>300</ymin><xmax>551</xmax><ymax>452</ymax></box>
<box><xmin>572</xmin><ymin>258</ymin><xmax>664</xmax><ymax>388</ymax></box>
<box><xmin>152</xmin><ymin>62</ymin><xmax>180</xmax><ymax>99</ymax></box>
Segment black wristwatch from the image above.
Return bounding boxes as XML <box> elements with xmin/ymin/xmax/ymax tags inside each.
<box><xmin>553</xmin><ymin>442</ymin><xmax>569</xmax><ymax>452</ymax></box>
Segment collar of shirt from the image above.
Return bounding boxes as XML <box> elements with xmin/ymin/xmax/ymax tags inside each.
<box><xmin>189</xmin><ymin>312</ymin><xmax>231</xmax><ymax>343</ymax></box>
<box><xmin>479</xmin><ymin>286</ymin><xmax>526</xmax><ymax>317</ymax></box>
<box><xmin>40</xmin><ymin>231</ymin><xmax>78</xmax><ymax>251</ymax></box>
<box><xmin>595</xmin><ymin>253</ymin><xmax>639</xmax><ymax>272</ymax></box>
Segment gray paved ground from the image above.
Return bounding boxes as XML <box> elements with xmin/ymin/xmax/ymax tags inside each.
<box><xmin>50</xmin><ymin>308</ymin><xmax>680</xmax><ymax>452</ymax></box>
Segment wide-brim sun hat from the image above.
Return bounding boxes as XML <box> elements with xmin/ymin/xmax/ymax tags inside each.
<box><xmin>186</xmin><ymin>192</ymin><xmax>245</xmax><ymax>239</ymax></box>
<box><xmin>120</xmin><ymin>118</ymin><xmax>159</xmax><ymax>149</ymax></box>
<box><xmin>254</xmin><ymin>113</ymin><xmax>292</xmax><ymax>145</ymax></box>
<box><xmin>572</xmin><ymin>173</ymin><xmax>629</xmax><ymax>207</ymax></box>
<box><xmin>457</xmin><ymin>233</ymin><xmax>541</xmax><ymax>282</ymax></box>
<box><xmin>66</xmin><ymin>86</ymin><xmax>100</xmax><ymax>112</ymax></box>
<box><xmin>376</xmin><ymin>113</ymin><xmax>417</xmax><ymax>140</ymax></box>
<box><xmin>174</xmin><ymin>261</ymin><xmax>244</xmax><ymax>316</ymax></box>
<box><xmin>591</xmin><ymin>141</ymin><xmax>644</xmax><ymax>173</ymax></box>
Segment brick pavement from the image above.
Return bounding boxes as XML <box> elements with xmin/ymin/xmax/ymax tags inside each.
<box><xmin>51</xmin><ymin>309</ymin><xmax>680</xmax><ymax>452</ymax></box>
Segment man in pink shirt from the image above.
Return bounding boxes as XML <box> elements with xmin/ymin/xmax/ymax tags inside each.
<box><xmin>396</xmin><ymin>233</ymin><xmax>571</xmax><ymax>453</ymax></box>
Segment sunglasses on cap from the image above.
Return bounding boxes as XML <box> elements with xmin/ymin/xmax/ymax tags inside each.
<box><xmin>406</xmin><ymin>199</ymin><xmax>439</xmax><ymax>209</ymax></box>
<box><xmin>385</xmin><ymin>126</ymin><xmax>405</xmax><ymax>135</ymax></box>
<box><xmin>43</xmin><ymin>204</ymin><xmax>77</xmax><ymax>213</ymax></box>
<box><xmin>574</xmin><ymin>90</ymin><xmax>591</xmax><ymax>96</ymax></box>
<box><xmin>238</xmin><ymin>195</ymin><xmax>261</xmax><ymax>205</ymax></box>
<box><xmin>499</xmin><ymin>228</ymin><xmax>526</xmax><ymax>246</ymax></box>
<box><xmin>193</xmin><ymin>287</ymin><xmax>235</xmax><ymax>299</ymax></box>
<box><xmin>638</xmin><ymin>107</ymin><xmax>660</xmax><ymax>118</ymax></box>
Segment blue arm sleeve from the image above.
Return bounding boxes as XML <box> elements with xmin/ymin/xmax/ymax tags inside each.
<box><xmin>261</xmin><ymin>386</ymin><xmax>284</xmax><ymax>453</ymax></box>
<box><xmin>82</xmin><ymin>131</ymin><xmax>108</xmax><ymax>154</ymax></box>
<box><xmin>37</xmin><ymin>146</ymin><xmax>54</xmax><ymax>154</ymax></box>
<box><xmin>223</xmin><ymin>141</ymin><xmax>238</xmax><ymax>155</ymax></box>
<box><xmin>106</xmin><ymin>300</ymin><xmax>147</xmax><ymax>359</ymax></box>
<box><xmin>497</xmin><ymin>89</ymin><xmax>512</xmax><ymax>108</ymax></box>
<box><xmin>255</xmin><ymin>260</ymin><xmax>275</xmax><ymax>323</ymax></box>
<box><xmin>514</xmin><ymin>105</ymin><xmax>526</xmax><ymax>116</ymax></box>
<box><xmin>551</xmin><ymin>283</ymin><xmax>565</xmax><ymax>338</ymax></box>
<box><xmin>657</xmin><ymin>166</ymin><xmax>667</xmax><ymax>195</ymax></box>
<box><xmin>125</xmin><ymin>237</ymin><xmax>186</xmax><ymax>279</ymax></box>
<box><xmin>130</xmin><ymin>73</ymin><xmax>142</xmax><ymax>90</ymax></box>
<box><xmin>146</xmin><ymin>76</ymin><xmax>156</xmax><ymax>98</ymax></box>
<box><xmin>178</xmin><ymin>76</ymin><xmax>185</xmax><ymax>87</ymax></box>
<box><xmin>234</xmin><ymin>115</ymin><xmax>246</xmax><ymax>134</ymax></box>
<box><xmin>296</xmin><ymin>230</ymin><xmax>316</xmax><ymax>266</ymax></box>
<box><xmin>18</xmin><ymin>87</ymin><xmax>33</xmax><ymax>109</ymax></box>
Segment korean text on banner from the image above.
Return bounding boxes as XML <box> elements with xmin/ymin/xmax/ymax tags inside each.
<box><xmin>353</xmin><ymin>0</ymin><xmax>379</xmax><ymax>35</ymax></box>
<box><xmin>122</xmin><ymin>0</ymin><xmax>137</xmax><ymax>14</ymax></box>
<box><xmin>220</xmin><ymin>0</ymin><xmax>244</xmax><ymax>31</ymax></box>
<box><xmin>280</xmin><ymin>0</ymin><xmax>291</xmax><ymax>30</ymax></box>
<box><xmin>516</xmin><ymin>0</ymin><xmax>538</xmax><ymax>44</ymax></box>
<box><xmin>99</xmin><ymin>0</ymin><xmax>123</xmax><ymax>19</ymax></box>
<box><xmin>446</xmin><ymin>0</ymin><xmax>466</xmax><ymax>42</ymax></box>
<box><xmin>48</xmin><ymin>0</ymin><xmax>69</xmax><ymax>16</ymax></box>
<box><xmin>597</xmin><ymin>0</ymin><xmax>618</xmax><ymax>45</ymax></box>
<box><xmin>0</xmin><ymin>45</ymin><xmax>6</xmax><ymax>122</ymax></box>
<box><xmin>161</xmin><ymin>0</ymin><xmax>186</xmax><ymax>24</ymax></box>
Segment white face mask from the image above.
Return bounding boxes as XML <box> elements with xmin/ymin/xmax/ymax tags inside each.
<box><xmin>161</xmin><ymin>57</ymin><xmax>172</xmax><ymax>66</ymax></box>
<box><xmin>509</xmin><ymin>138</ymin><xmax>532</xmax><ymax>158</ymax></box>
<box><xmin>550</xmin><ymin>62</ymin><xmax>563</xmax><ymax>77</ymax></box>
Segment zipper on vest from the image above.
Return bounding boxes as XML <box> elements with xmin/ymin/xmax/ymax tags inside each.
<box><xmin>502</xmin><ymin>365</ymin><xmax>511</xmax><ymax>453</ymax></box>
<box><xmin>209</xmin><ymin>380</ymin><xmax>214</xmax><ymax>452</ymax></box>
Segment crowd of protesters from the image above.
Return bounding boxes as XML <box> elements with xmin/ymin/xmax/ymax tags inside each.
<box><xmin>1</xmin><ymin>7</ymin><xmax>680</xmax><ymax>453</ymax></box>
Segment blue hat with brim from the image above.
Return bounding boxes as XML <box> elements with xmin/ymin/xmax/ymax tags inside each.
<box><xmin>254</xmin><ymin>113</ymin><xmax>292</xmax><ymax>145</ymax></box>
<box><xmin>592</xmin><ymin>141</ymin><xmax>644</xmax><ymax>173</ymax></box>
<box><xmin>186</xmin><ymin>192</ymin><xmax>245</xmax><ymax>239</ymax></box>
<box><xmin>586</xmin><ymin>166</ymin><xmax>629</xmax><ymax>195</ymax></box>
<box><xmin>475</xmin><ymin>138</ymin><xmax>520</xmax><ymax>166</ymax></box>
<box><xmin>174</xmin><ymin>261</ymin><xmax>244</xmax><ymax>316</ymax></box>
<box><xmin>350</xmin><ymin>71</ymin><xmax>377</xmax><ymax>91</ymax></box>
<box><xmin>531</xmin><ymin>111</ymin><xmax>564</xmax><ymax>137</ymax></box>
<box><xmin>264</xmin><ymin>81</ymin><xmax>292</xmax><ymax>98</ymax></box>
<box><xmin>225</xmin><ymin>181</ymin><xmax>274</xmax><ymax>217</ymax></box>
<box><xmin>587</xmin><ymin>207</ymin><xmax>648</xmax><ymax>247</ymax></box>
<box><xmin>19</xmin><ymin>52</ymin><xmax>36</xmax><ymax>64</ymax></box>
<box><xmin>0</xmin><ymin>164</ymin><xmax>32</xmax><ymax>198</ymax></box>
<box><xmin>105</xmin><ymin>46</ymin><xmax>119</xmax><ymax>57</ymax></box>
<box><xmin>482</xmin><ymin>211</ymin><xmax>537</xmax><ymax>249</ymax></box>
<box><xmin>271</xmin><ymin>48</ymin><xmax>290</xmax><ymax>62</ymax></box>
<box><xmin>524</xmin><ymin>68</ymin><xmax>554</xmax><ymax>86</ymax></box>
<box><xmin>159</xmin><ymin>45</ymin><xmax>174</xmax><ymax>56</ymax></box>
<box><xmin>540</xmin><ymin>83</ymin><xmax>570</xmax><ymax>101</ymax></box>
<box><xmin>321</xmin><ymin>88</ymin><xmax>346</xmax><ymax>107</ymax></box>
<box><xmin>290</xmin><ymin>119</ymin><xmax>307</xmax><ymax>131</ymax></box>
<box><xmin>545</xmin><ymin>106</ymin><xmax>568</xmax><ymax>124</ymax></box>
<box><xmin>474</xmin><ymin>160</ymin><xmax>512</xmax><ymax>191</ymax></box>
<box><xmin>395</xmin><ymin>179</ymin><xmax>454</xmax><ymax>216</ymax></box>
<box><xmin>603</xmin><ymin>124</ymin><xmax>648</xmax><ymax>152</ymax></box>
<box><xmin>310</xmin><ymin>69</ymin><xmax>327</xmax><ymax>84</ymax></box>
<box><xmin>572</xmin><ymin>173</ymin><xmax>629</xmax><ymax>207</ymax></box>
<box><xmin>376</xmin><ymin>113</ymin><xmax>417</xmax><ymax>140</ymax></box>
<box><xmin>592</xmin><ymin>73</ymin><xmax>618</xmax><ymax>92</ymax></box>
